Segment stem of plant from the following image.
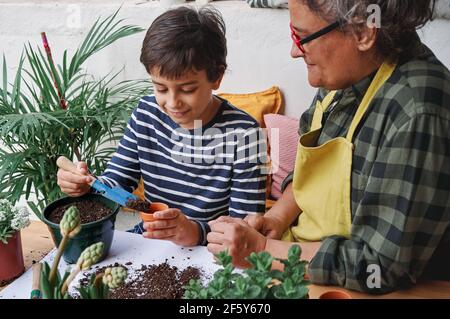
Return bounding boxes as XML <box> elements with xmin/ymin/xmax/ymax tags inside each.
<box><xmin>49</xmin><ymin>234</ymin><xmax>70</xmax><ymax>286</ymax></box>
<box><xmin>93</xmin><ymin>273</ymin><xmax>104</xmax><ymax>288</ymax></box>
<box><xmin>60</xmin><ymin>265</ymin><xmax>81</xmax><ymax>296</ymax></box>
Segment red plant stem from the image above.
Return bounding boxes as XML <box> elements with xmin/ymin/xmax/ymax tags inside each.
<box><xmin>41</xmin><ymin>32</ymin><xmax>67</xmax><ymax>109</ymax></box>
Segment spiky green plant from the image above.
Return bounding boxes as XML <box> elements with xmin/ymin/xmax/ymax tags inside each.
<box><xmin>0</xmin><ymin>9</ymin><xmax>151</xmax><ymax>218</ymax></box>
<box><xmin>40</xmin><ymin>241</ymin><xmax>105</xmax><ymax>299</ymax></box>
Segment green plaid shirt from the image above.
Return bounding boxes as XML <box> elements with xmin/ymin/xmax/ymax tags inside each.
<box><xmin>282</xmin><ymin>42</ymin><xmax>450</xmax><ymax>293</ymax></box>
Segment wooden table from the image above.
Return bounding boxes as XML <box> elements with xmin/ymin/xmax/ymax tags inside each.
<box><xmin>2</xmin><ymin>221</ymin><xmax>449</xmax><ymax>299</ymax></box>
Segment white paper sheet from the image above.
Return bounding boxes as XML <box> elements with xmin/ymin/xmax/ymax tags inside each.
<box><xmin>0</xmin><ymin>230</ymin><xmax>222</xmax><ymax>299</ymax></box>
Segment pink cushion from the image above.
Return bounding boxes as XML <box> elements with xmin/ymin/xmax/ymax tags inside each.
<box><xmin>264</xmin><ymin>114</ymin><xmax>299</xmax><ymax>199</ymax></box>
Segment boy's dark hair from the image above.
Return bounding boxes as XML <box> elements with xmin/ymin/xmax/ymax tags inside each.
<box><xmin>140</xmin><ymin>6</ymin><xmax>227</xmax><ymax>82</ymax></box>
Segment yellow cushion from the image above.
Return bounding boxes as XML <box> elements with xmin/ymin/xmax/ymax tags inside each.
<box><xmin>218</xmin><ymin>86</ymin><xmax>282</xmax><ymax>127</ymax></box>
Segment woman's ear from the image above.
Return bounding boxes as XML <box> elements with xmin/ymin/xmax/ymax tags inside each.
<box><xmin>354</xmin><ymin>25</ymin><xmax>378</xmax><ymax>52</ymax></box>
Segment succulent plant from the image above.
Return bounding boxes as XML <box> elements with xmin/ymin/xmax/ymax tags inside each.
<box><xmin>76</xmin><ymin>266</ymin><xmax>128</xmax><ymax>299</ymax></box>
<box><xmin>49</xmin><ymin>206</ymin><xmax>81</xmax><ymax>285</ymax></box>
<box><xmin>39</xmin><ymin>261</ymin><xmax>72</xmax><ymax>299</ymax></box>
<box><xmin>40</xmin><ymin>241</ymin><xmax>106</xmax><ymax>299</ymax></box>
<box><xmin>60</xmin><ymin>242</ymin><xmax>105</xmax><ymax>295</ymax></box>
<box><xmin>77</xmin><ymin>242</ymin><xmax>105</xmax><ymax>270</ymax></box>
<box><xmin>102</xmin><ymin>267</ymin><xmax>128</xmax><ymax>289</ymax></box>
<box><xmin>59</xmin><ymin>206</ymin><xmax>81</xmax><ymax>237</ymax></box>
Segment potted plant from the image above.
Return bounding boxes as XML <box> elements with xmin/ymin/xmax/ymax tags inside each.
<box><xmin>0</xmin><ymin>199</ymin><xmax>30</xmax><ymax>286</ymax></box>
<box><xmin>38</xmin><ymin>206</ymin><xmax>127</xmax><ymax>299</ymax></box>
<box><xmin>0</xmin><ymin>10</ymin><xmax>151</xmax><ymax>218</ymax></box>
<box><xmin>184</xmin><ymin>245</ymin><xmax>310</xmax><ymax>299</ymax></box>
<box><xmin>42</xmin><ymin>195</ymin><xmax>120</xmax><ymax>264</ymax></box>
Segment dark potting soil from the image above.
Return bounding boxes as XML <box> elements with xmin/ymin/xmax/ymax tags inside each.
<box><xmin>77</xmin><ymin>261</ymin><xmax>202</xmax><ymax>299</ymax></box>
<box><xmin>47</xmin><ymin>200</ymin><xmax>112</xmax><ymax>224</ymax></box>
<box><xmin>125</xmin><ymin>199</ymin><xmax>150</xmax><ymax>212</ymax></box>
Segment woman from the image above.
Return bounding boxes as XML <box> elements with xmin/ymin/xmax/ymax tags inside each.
<box><xmin>207</xmin><ymin>0</ymin><xmax>449</xmax><ymax>293</ymax></box>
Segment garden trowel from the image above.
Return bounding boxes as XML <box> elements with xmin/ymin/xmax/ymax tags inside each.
<box><xmin>56</xmin><ymin>156</ymin><xmax>138</xmax><ymax>207</ymax></box>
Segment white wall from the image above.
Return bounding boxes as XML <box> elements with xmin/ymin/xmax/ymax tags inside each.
<box><xmin>1</xmin><ymin>1</ymin><xmax>449</xmax><ymax>119</ymax></box>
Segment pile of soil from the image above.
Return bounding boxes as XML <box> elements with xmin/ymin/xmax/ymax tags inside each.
<box><xmin>47</xmin><ymin>200</ymin><xmax>112</xmax><ymax>224</ymax></box>
<box><xmin>126</xmin><ymin>199</ymin><xmax>150</xmax><ymax>212</ymax></box>
<box><xmin>77</xmin><ymin>261</ymin><xmax>202</xmax><ymax>299</ymax></box>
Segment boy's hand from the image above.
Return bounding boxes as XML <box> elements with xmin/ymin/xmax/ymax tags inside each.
<box><xmin>244</xmin><ymin>214</ymin><xmax>285</xmax><ymax>240</ymax></box>
<box><xmin>142</xmin><ymin>209</ymin><xmax>200</xmax><ymax>247</ymax></box>
<box><xmin>57</xmin><ymin>161</ymin><xmax>93</xmax><ymax>197</ymax></box>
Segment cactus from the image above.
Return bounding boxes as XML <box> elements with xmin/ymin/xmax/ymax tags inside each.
<box><xmin>76</xmin><ymin>266</ymin><xmax>128</xmax><ymax>299</ymax></box>
<box><xmin>49</xmin><ymin>206</ymin><xmax>81</xmax><ymax>285</ymax></box>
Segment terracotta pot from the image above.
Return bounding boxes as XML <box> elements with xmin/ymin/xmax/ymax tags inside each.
<box><xmin>140</xmin><ymin>202</ymin><xmax>169</xmax><ymax>222</ymax></box>
<box><xmin>42</xmin><ymin>194</ymin><xmax>120</xmax><ymax>264</ymax></box>
<box><xmin>319</xmin><ymin>290</ymin><xmax>353</xmax><ymax>299</ymax></box>
<box><xmin>0</xmin><ymin>231</ymin><xmax>25</xmax><ymax>286</ymax></box>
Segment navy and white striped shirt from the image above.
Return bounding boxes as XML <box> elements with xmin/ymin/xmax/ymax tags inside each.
<box><xmin>99</xmin><ymin>95</ymin><xmax>267</xmax><ymax>245</ymax></box>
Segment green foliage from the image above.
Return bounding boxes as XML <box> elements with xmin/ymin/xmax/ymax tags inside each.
<box><xmin>0</xmin><ymin>9</ymin><xmax>151</xmax><ymax>218</ymax></box>
<box><xmin>40</xmin><ymin>261</ymin><xmax>72</xmax><ymax>299</ymax></box>
<box><xmin>184</xmin><ymin>245</ymin><xmax>310</xmax><ymax>299</ymax></box>
<box><xmin>77</xmin><ymin>273</ymin><xmax>110</xmax><ymax>299</ymax></box>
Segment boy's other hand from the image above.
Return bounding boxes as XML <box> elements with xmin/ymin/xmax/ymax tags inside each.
<box><xmin>57</xmin><ymin>161</ymin><xmax>93</xmax><ymax>197</ymax></box>
<box><xmin>142</xmin><ymin>208</ymin><xmax>200</xmax><ymax>247</ymax></box>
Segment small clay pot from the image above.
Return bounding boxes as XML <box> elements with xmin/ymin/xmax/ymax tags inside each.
<box><xmin>140</xmin><ymin>202</ymin><xmax>169</xmax><ymax>222</ymax></box>
<box><xmin>319</xmin><ymin>290</ymin><xmax>352</xmax><ymax>299</ymax></box>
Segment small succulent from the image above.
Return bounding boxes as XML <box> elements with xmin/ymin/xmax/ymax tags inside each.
<box><xmin>49</xmin><ymin>206</ymin><xmax>81</xmax><ymax>285</ymax></box>
<box><xmin>102</xmin><ymin>267</ymin><xmax>128</xmax><ymax>289</ymax></box>
<box><xmin>184</xmin><ymin>245</ymin><xmax>310</xmax><ymax>299</ymax></box>
<box><xmin>77</xmin><ymin>242</ymin><xmax>105</xmax><ymax>270</ymax></box>
<box><xmin>41</xmin><ymin>241</ymin><xmax>106</xmax><ymax>299</ymax></box>
<box><xmin>60</xmin><ymin>242</ymin><xmax>105</xmax><ymax>295</ymax></box>
<box><xmin>59</xmin><ymin>206</ymin><xmax>81</xmax><ymax>237</ymax></box>
<box><xmin>77</xmin><ymin>266</ymin><xmax>127</xmax><ymax>299</ymax></box>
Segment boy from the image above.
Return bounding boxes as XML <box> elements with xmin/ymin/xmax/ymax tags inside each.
<box><xmin>57</xmin><ymin>7</ymin><xmax>267</xmax><ymax>247</ymax></box>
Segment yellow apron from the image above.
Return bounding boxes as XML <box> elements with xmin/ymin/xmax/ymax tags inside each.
<box><xmin>283</xmin><ymin>60</ymin><xmax>397</xmax><ymax>242</ymax></box>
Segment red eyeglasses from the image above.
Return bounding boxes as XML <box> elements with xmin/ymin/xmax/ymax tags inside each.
<box><xmin>290</xmin><ymin>21</ymin><xmax>342</xmax><ymax>54</ymax></box>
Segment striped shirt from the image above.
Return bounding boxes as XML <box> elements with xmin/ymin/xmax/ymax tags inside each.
<box><xmin>283</xmin><ymin>39</ymin><xmax>450</xmax><ymax>293</ymax></box>
<box><xmin>99</xmin><ymin>95</ymin><xmax>267</xmax><ymax>245</ymax></box>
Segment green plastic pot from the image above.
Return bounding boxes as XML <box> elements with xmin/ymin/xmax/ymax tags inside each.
<box><xmin>42</xmin><ymin>194</ymin><xmax>120</xmax><ymax>264</ymax></box>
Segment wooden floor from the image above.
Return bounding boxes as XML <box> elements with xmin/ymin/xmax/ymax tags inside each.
<box><xmin>2</xmin><ymin>221</ymin><xmax>449</xmax><ymax>299</ymax></box>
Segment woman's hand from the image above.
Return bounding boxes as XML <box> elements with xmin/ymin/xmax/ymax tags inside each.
<box><xmin>57</xmin><ymin>161</ymin><xmax>93</xmax><ymax>197</ymax></box>
<box><xmin>142</xmin><ymin>209</ymin><xmax>200</xmax><ymax>247</ymax></box>
<box><xmin>244</xmin><ymin>214</ymin><xmax>286</xmax><ymax>240</ymax></box>
<box><xmin>207</xmin><ymin>216</ymin><xmax>267</xmax><ymax>268</ymax></box>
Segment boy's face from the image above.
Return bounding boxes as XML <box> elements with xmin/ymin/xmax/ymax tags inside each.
<box><xmin>150</xmin><ymin>68</ymin><xmax>223</xmax><ymax>130</ymax></box>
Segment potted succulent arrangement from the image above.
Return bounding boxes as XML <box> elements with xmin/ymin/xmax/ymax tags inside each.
<box><xmin>0</xmin><ymin>199</ymin><xmax>30</xmax><ymax>287</ymax></box>
<box><xmin>38</xmin><ymin>206</ymin><xmax>127</xmax><ymax>299</ymax></box>
<box><xmin>0</xmin><ymin>10</ymin><xmax>151</xmax><ymax>218</ymax></box>
<box><xmin>184</xmin><ymin>245</ymin><xmax>310</xmax><ymax>299</ymax></box>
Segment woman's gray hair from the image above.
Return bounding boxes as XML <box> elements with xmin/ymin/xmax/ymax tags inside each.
<box><xmin>302</xmin><ymin>0</ymin><xmax>436</xmax><ymax>57</ymax></box>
